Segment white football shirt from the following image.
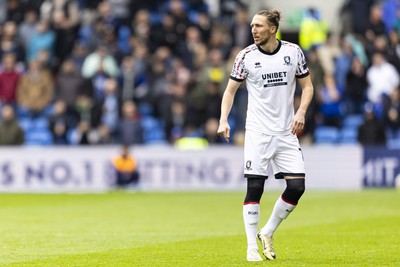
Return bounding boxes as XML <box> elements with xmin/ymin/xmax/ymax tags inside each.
<box><xmin>230</xmin><ymin>40</ymin><xmax>309</xmax><ymax>135</ymax></box>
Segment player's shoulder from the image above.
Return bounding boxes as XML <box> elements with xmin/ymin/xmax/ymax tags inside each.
<box><xmin>280</xmin><ymin>40</ymin><xmax>302</xmax><ymax>51</ymax></box>
<box><xmin>237</xmin><ymin>44</ymin><xmax>258</xmax><ymax>56</ymax></box>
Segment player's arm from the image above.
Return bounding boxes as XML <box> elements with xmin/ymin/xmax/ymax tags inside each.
<box><xmin>291</xmin><ymin>75</ymin><xmax>314</xmax><ymax>134</ymax></box>
<box><xmin>218</xmin><ymin>79</ymin><xmax>242</xmax><ymax>143</ymax></box>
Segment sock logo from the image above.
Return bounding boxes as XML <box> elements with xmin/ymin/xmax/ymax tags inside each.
<box><xmin>248</xmin><ymin>211</ymin><xmax>258</xmax><ymax>215</ymax></box>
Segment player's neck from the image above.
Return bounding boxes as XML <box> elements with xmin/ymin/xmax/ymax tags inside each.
<box><xmin>260</xmin><ymin>38</ymin><xmax>279</xmax><ymax>53</ymax></box>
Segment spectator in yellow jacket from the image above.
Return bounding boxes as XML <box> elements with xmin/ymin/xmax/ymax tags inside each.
<box><xmin>299</xmin><ymin>7</ymin><xmax>329</xmax><ymax>52</ymax></box>
<box><xmin>112</xmin><ymin>145</ymin><xmax>140</xmax><ymax>188</ymax></box>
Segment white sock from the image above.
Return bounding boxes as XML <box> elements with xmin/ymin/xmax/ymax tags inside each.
<box><xmin>260</xmin><ymin>195</ymin><xmax>296</xmax><ymax>237</ymax></box>
<box><xmin>243</xmin><ymin>203</ymin><xmax>260</xmax><ymax>250</ymax></box>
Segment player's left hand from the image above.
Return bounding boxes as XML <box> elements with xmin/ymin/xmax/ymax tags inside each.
<box><xmin>290</xmin><ymin>112</ymin><xmax>305</xmax><ymax>135</ymax></box>
<box><xmin>217</xmin><ymin>121</ymin><xmax>231</xmax><ymax>143</ymax></box>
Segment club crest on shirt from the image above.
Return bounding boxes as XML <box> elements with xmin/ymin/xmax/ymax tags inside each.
<box><xmin>283</xmin><ymin>56</ymin><xmax>292</xmax><ymax>66</ymax></box>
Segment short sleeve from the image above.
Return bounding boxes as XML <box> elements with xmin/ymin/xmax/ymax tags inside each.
<box><xmin>295</xmin><ymin>46</ymin><xmax>309</xmax><ymax>78</ymax></box>
<box><xmin>230</xmin><ymin>50</ymin><xmax>248</xmax><ymax>82</ymax></box>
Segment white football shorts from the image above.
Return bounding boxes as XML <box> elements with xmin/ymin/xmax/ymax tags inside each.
<box><xmin>243</xmin><ymin>130</ymin><xmax>305</xmax><ymax>179</ymax></box>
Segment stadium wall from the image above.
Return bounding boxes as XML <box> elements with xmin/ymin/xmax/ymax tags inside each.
<box><xmin>2</xmin><ymin>144</ymin><xmax>392</xmax><ymax>193</ymax></box>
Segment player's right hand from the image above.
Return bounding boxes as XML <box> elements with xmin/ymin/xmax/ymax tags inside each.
<box><xmin>217</xmin><ymin>121</ymin><xmax>230</xmax><ymax>143</ymax></box>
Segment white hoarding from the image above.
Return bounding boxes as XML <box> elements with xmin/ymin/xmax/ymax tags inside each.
<box><xmin>0</xmin><ymin>145</ymin><xmax>362</xmax><ymax>193</ymax></box>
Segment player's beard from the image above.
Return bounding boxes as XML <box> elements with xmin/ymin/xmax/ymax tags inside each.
<box><xmin>255</xmin><ymin>35</ymin><xmax>270</xmax><ymax>47</ymax></box>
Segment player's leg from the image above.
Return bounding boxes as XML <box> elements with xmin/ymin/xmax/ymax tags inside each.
<box><xmin>131</xmin><ymin>171</ymin><xmax>140</xmax><ymax>187</ymax></box>
<box><xmin>259</xmin><ymin>178</ymin><xmax>305</xmax><ymax>234</ymax></box>
<box><xmin>258</xmin><ymin>134</ymin><xmax>305</xmax><ymax>260</ymax></box>
<box><xmin>257</xmin><ymin>178</ymin><xmax>305</xmax><ymax>260</ymax></box>
<box><xmin>115</xmin><ymin>172</ymin><xmax>125</xmax><ymax>188</ymax></box>
<box><xmin>243</xmin><ymin>177</ymin><xmax>265</xmax><ymax>261</ymax></box>
<box><xmin>243</xmin><ymin>130</ymin><xmax>273</xmax><ymax>261</ymax></box>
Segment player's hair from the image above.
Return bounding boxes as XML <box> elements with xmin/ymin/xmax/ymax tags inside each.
<box><xmin>256</xmin><ymin>9</ymin><xmax>282</xmax><ymax>31</ymax></box>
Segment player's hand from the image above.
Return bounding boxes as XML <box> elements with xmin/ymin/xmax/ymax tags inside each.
<box><xmin>291</xmin><ymin>112</ymin><xmax>305</xmax><ymax>135</ymax></box>
<box><xmin>217</xmin><ymin>121</ymin><xmax>231</xmax><ymax>143</ymax></box>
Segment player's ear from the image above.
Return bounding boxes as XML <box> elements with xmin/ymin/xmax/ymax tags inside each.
<box><xmin>270</xmin><ymin>25</ymin><xmax>276</xmax><ymax>34</ymax></box>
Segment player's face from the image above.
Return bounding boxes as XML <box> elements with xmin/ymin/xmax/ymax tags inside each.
<box><xmin>250</xmin><ymin>15</ymin><xmax>275</xmax><ymax>46</ymax></box>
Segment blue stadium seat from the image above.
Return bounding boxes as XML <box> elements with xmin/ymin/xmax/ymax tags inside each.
<box><xmin>138</xmin><ymin>103</ymin><xmax>154</xmax><ymax>116</ymax></box>
<box><xmin>78</xmin><ymin>26</ymin><xmax>92</xmax><ymax>46</ymax></box>
<box><xmin>33</xmin><ymin>116</ymin><xmax>49</xmax><ymax>130</ymax></box>
<box><xmin>141</xmin><ymin>116</ymin><xmax>166</xmax><ymax>143</ymax></box>
<box><xmin>314</xmin><ymin>126</ymin><xmax>340</xmax><ymax>144</ymax></box>
<box><xmin>117</xmin><ymin>25</ymin><xmax>131</xmax><ymax>54</ymax></box>
<box><xmin>66</xmin><ymin>128</ymin><xmax>77</xmax><ymax>145</ymax></box>
<box><xmin>342</xmin><ymin>114</ymin><xmax>364</xmax><ymax>130</ymax></box>
<box><xmin>141</xmin><ymin>116</ymin><xmax>159</xmax><ymax>130</ymax></box>
<box><xmin>24</xmin><ymin>129</ymin><xmax>52</xmax><ymax>145</ymax></box>
<box><xmin>18</xmin><ymin>118</ymin><xmax>34</xmax><ymax>132</ymax></box>
<box><xmin>386</xmin><ymin>138</ymin><xmax>400</xmax><ymax>149</ymax></box>
<box><xmin>16</xmin><ymin>107</ymin><xmax>30</xmax><ymax>118</ymax></box>
<box><xmin>339</xmin><ymin>127</ymin><xmax>358</xmax><ymax>144</ymax></box>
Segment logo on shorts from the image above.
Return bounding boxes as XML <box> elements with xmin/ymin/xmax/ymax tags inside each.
<box><xmin>245</xmin><ymin>160</ymin><xmax>252</xmax><ymax>171</ymax></box>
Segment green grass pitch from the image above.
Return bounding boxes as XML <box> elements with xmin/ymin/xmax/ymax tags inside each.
<box><xmin>1</xmin><ymin>190</ymin><xmax>399</xmax><ymax>266</ymax></box>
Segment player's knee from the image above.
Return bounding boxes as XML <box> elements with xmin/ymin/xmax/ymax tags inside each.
<box><xmin>282</xmin><ymin>178</ymin><xmax>305</xmax><ymax>205</ymax></box>
<box><xmin>288</xmin><ymin>178</ymin><xmax>305</xmax><ymax>195</ymax></box>
<box><xmin>244</xmin><ymin>178</ymin><xmax>265</xmax><ymax>203</ymax></box>
<box><xmin>244</xmin><ymin>187</ymin><xmax>264</xmax><ymax>203</ymax></box>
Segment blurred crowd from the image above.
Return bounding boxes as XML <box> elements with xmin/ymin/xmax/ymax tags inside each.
<box><xmin>298</xmin><ymin>0</ymin><xmax>400</xmax><ymax>146</ymax></box>
<box><xmin>0</xmin><ymin>0</ymin><xmax>399</xmax><ymax>147</ymax></box>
